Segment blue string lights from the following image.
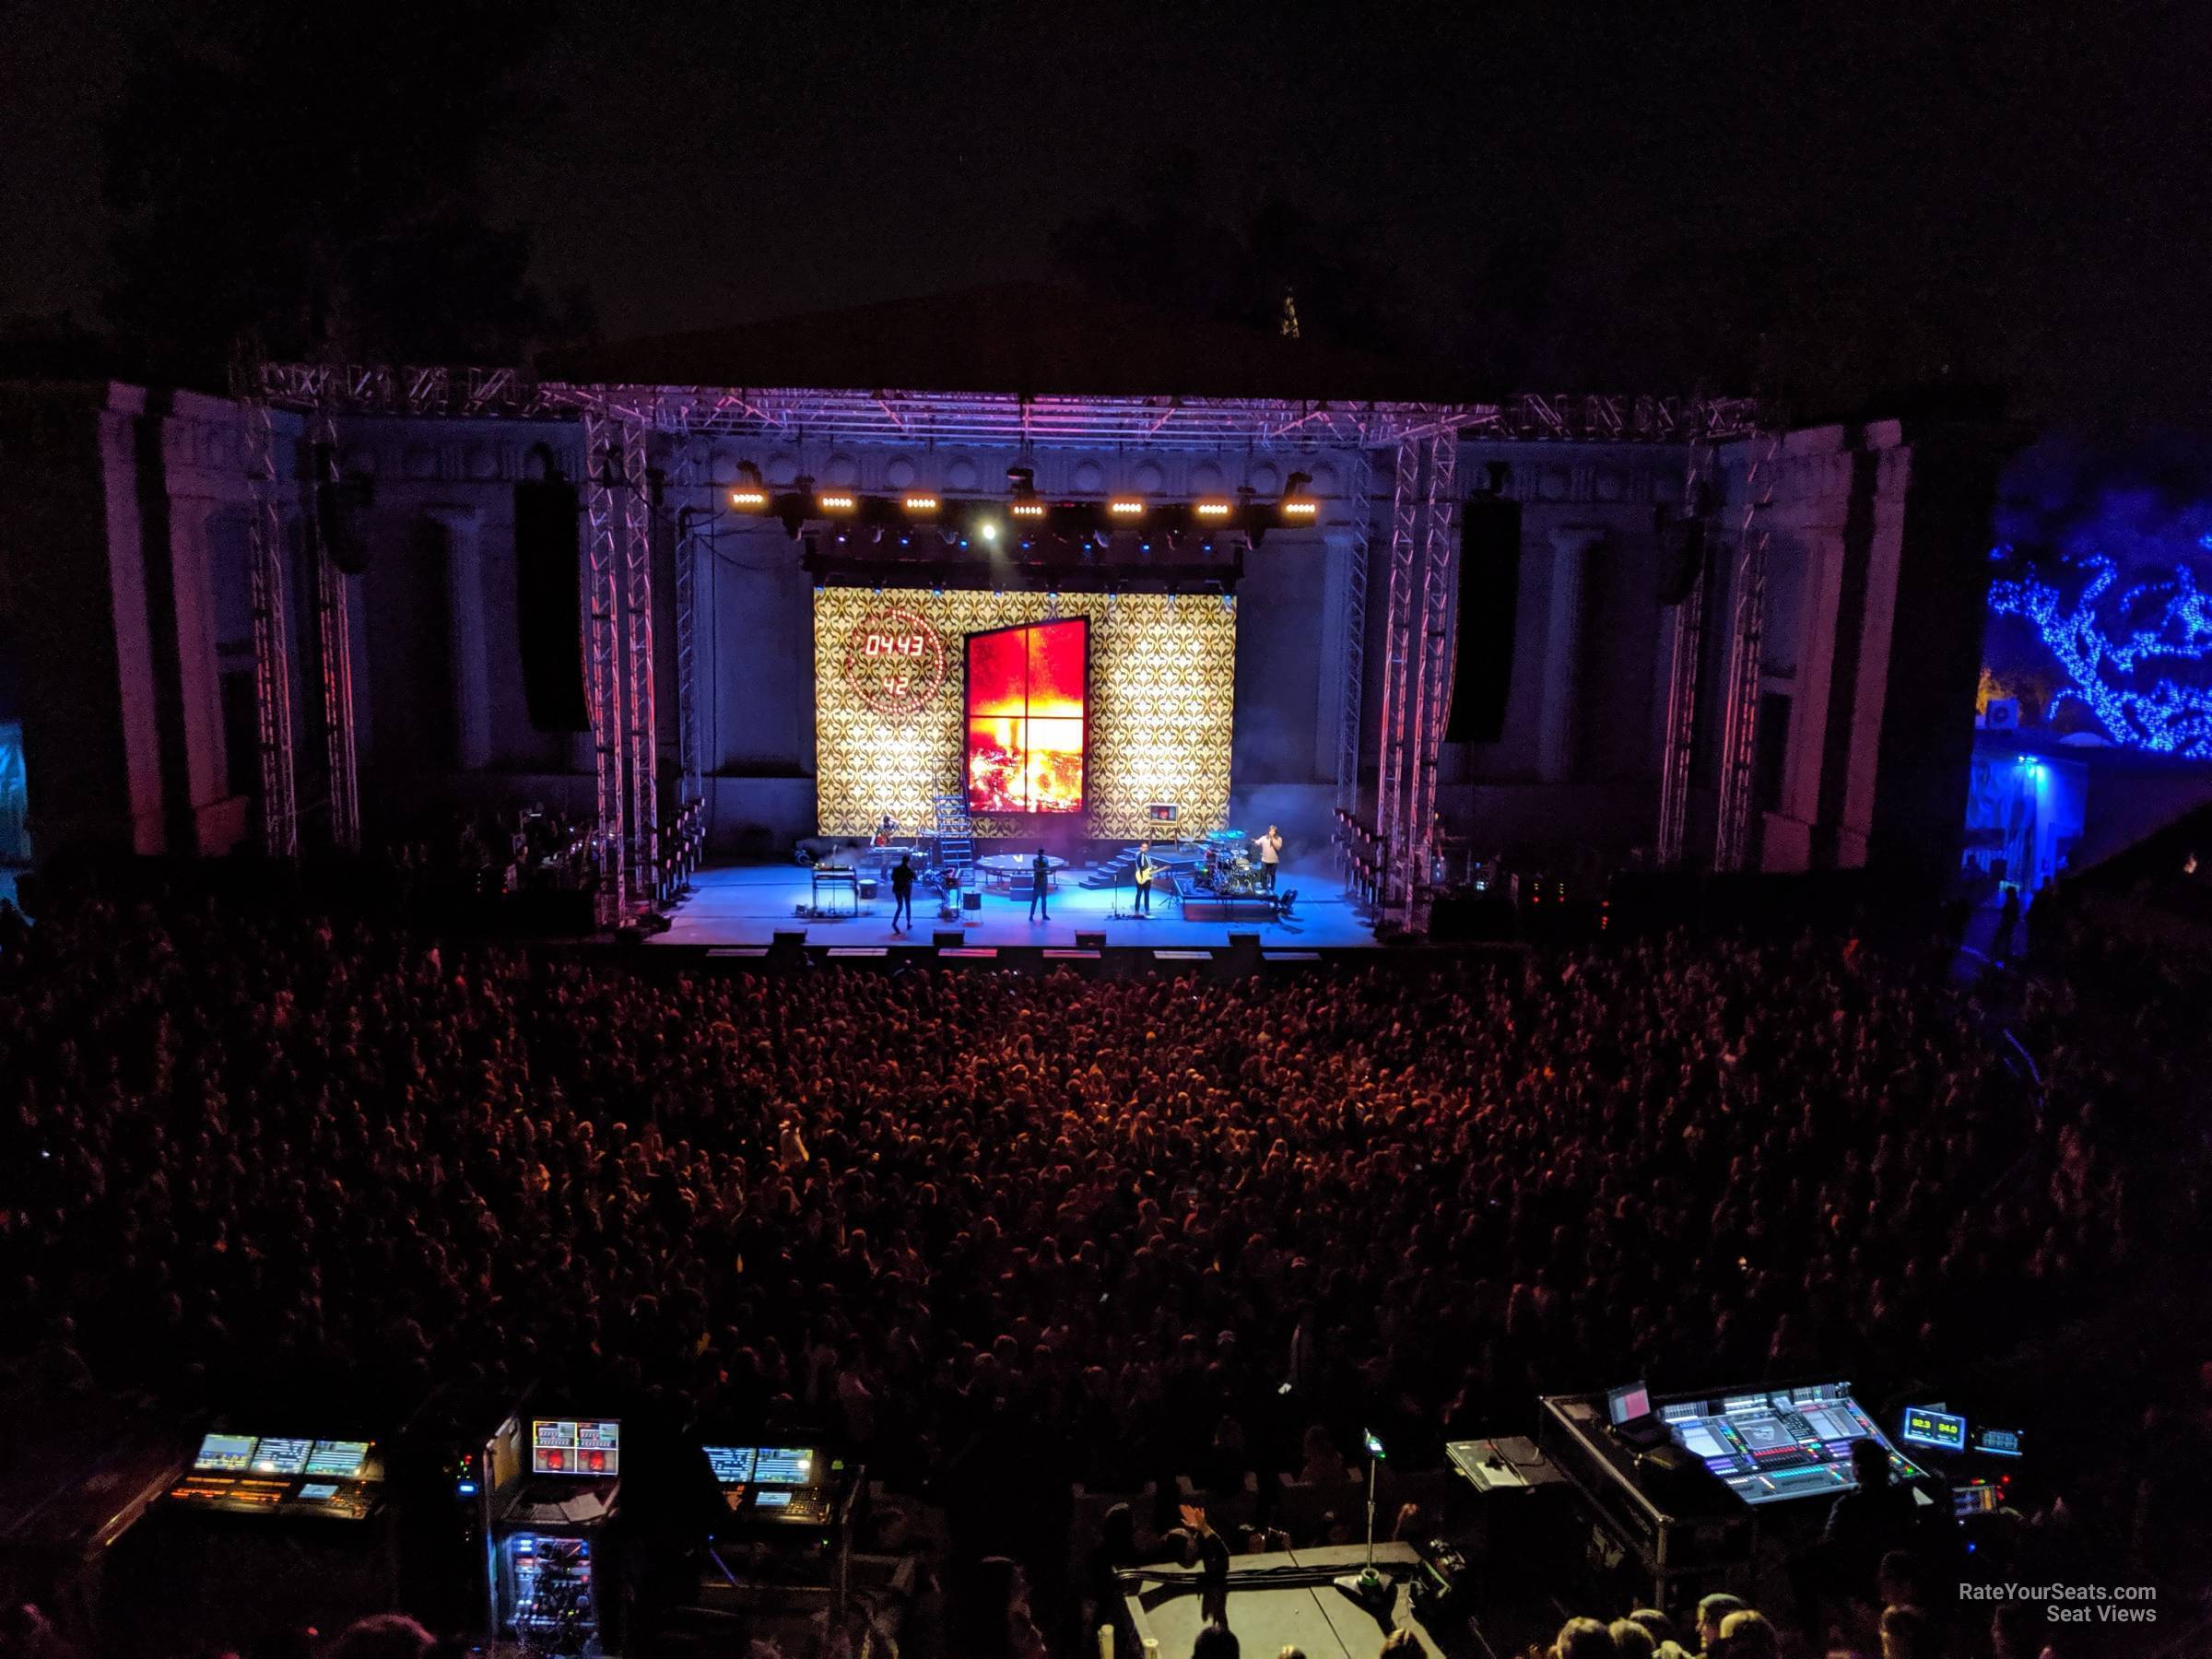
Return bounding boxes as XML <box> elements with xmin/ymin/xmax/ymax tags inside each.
<box><xmin>1988</xmin><ymin>555</ymin><xmax>2212</xmax><ymax>757</ymax></box>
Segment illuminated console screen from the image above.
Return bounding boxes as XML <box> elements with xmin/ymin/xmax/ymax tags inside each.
<box><xmin>194</xmin><ymin>1433</ymin><xmax>257</xmax><ymax>1473</ymax></box>
<box><xmin>752</xmin><ymin>1447</ymin><xmax>816</xmax><ymax>1487</ymax></box>
<box><xmin>250</xmin><ymin>1438</ymin><xmax>312</xmax><ymax>1476</ymax></box>
<box><xmin>966</xmin><ymin>618</ymin><xmax>1087</xmax><ymax>815</ymax></box>
<box><xmin>1657</xmin><ymin>1382</ymin><xmax>1923</xmax><ymax>1508</ymax></box>
<box><xmin>704</xmin><ymin>1446</ymin><xmax>756</xmax><ymax>1486</ymax></box>
<box><xmin>533</xmin><ymin>1418</ymin><xmax>621</xmax><ymax>1477</ymax></box>
<box><xmin>305</xmin><ymin>1441</ymin><xmax>372</xmax><ymax>1479</ymax></box>
<box><xmin>1900</xmin><ymin>1406</ymin><xmax>1967</xmax><ymax>1453</ymax></box>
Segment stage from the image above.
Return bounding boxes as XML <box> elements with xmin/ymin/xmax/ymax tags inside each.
<box><xmin>648</xmin><ymin>857</ymin><xmax>1378</xmax><ymax>952</ymax></box>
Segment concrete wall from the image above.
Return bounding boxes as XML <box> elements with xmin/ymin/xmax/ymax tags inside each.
<box><xmin>0</xmin><ymin>383</ymin><xmax>265</xmax><ymax>861</ymax></box>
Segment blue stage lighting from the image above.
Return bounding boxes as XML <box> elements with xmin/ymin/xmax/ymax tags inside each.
<box><xmin>1988</xmin><ymin>554</ymin><xmax>2212</xmax><ymax>757</ymax></box>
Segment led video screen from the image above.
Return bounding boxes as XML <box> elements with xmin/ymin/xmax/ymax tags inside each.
<box><xmin>965</xmin><ymin>618</ymin><xmax>1088</xmax><ymax>815</ymax></box>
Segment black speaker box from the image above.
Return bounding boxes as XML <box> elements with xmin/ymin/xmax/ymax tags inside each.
<box><xmin>1076</xmin><ymin>931</ymin><xmax>1106</xmax><ymax>949</ymax></box>
<box><xmin>1446</xmin><ymin>494</ymin><xmax>1524</xmax><ymax>744</ymax></box>
<box><xmin>933</xmin><ymin>930</ymin><xmax>965</xmax><ymax>948</ymax></box>
<box><xmin>514</xmin><ymin>478</ymin><xmax>590</xmax><ymax>732</ymax></box>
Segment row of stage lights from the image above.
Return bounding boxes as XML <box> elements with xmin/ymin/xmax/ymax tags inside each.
<box><xmin>729</xmin><ymin>464</ymin><xmax>1321</xmax><ymax>548</ymax></box>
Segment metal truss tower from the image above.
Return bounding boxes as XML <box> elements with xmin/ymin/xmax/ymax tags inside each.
<box><xmin>241</xmin><ymin>400</ymin><xmax>299</xmax><ymax>857</ymax></box>
<box><xmin>672</xmin><ymin>442</ymin><xmax>706</xmax><ymax>818</ymax></box>
<box><xmin>1656</xmin><ymin>430</ymin><xmax>1720</xmax><ymax>867</ymax></box>
<box><xmin>582</xmin><ymin>412</ymin><xmax>630</xmax><ymax>924</ymax></box>
<box><xmin>1712</xmin><ymin>430</ymin><xmax>1783</xmax><ymax>872</ymax></box>
<box><xmin>1373</xmin><ymin>439</ymin><xmax>1422</xmax><ymax>915</ymax></box>
<box><xmin>1335</xmin><ymin>449</ymin><xmax>1374</xmax><ymax>813</ymax></box>
<box><xmin>303</xmin><ymin>410</ymin><xmax>360</xmax><ymax>850</ymax></box>
<box><xmin>1404</xmin><ymin>436</ymin><xmax>1459</xmax><ymax>933</ymax></box>
<box><xmin>1372</xmin><ymin>435</ymin><xmax>1456</xmax><ymax>924</ymax></box>
<box><xmin>618</xmin><ymin>418</ymin><xmax>659</xmax><ymax>891</ymax></box>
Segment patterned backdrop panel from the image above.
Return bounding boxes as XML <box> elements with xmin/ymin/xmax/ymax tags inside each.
<box><xmin>813</xmin><ymin>588</ymin><xmax>1235</xmax><ymax>840</ymax></box>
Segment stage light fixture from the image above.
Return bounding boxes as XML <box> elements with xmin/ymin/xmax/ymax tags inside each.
<box><xmin>729</xmin><ymin>461</ymin><xmax>771</xmax><ymax>511</ymax></box>
<box><xmin>1006</xmin><ymin>465</ymin><xmax>1044</xmax><ymax>519</ymax></box>
<box><xmin>1194</xmin><ymin>498</ymin><xmax>1234</xmax><ymax>521</ymax></box>
<box><xmin>978</xmin><ymin>519</ymin><xmax>1002</xmax><ymax>543</ymax></box>
<box><xmin>818</xmin><ymin>490</ymin><xmax>859</xmax><ymax>513</ymax></box>
<box><xmin>1280</xmin><ymin>471</ymin><xmax>1319</xmax><ymax>521</ymax></box>
<box><xmin>1108</xmin><ymin>497</ymin><xmax>1147</xmax><ymax>519</ymax></box>
<box><xmin>901</xmin><ymin>493</ymin><xmax>940</xmax><ymax>516</ymax></box>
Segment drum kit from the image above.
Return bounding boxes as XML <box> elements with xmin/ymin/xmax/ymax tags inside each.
<box><xmin>1194</xmin><ymin>829</ymin><xmax>1267</xmax><ymax>897</ymax></box>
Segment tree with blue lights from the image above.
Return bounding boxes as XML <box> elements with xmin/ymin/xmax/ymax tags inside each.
<box><xmin>1988</xmin><ymin>552</ymin><xmax>2212</xmax><ymax>758</ymax></box>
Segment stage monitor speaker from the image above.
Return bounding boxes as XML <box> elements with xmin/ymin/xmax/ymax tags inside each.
<box><xmin>514</xmin><ymin>478</ymin><xmax>590</xmax><ymax>732</ymax></box>
<box><xmin>963</xmin><ymin>890</ymin><xmax>982</xmax><ymax>912</ymax></box>
<box><xmin>932</xmin><ymin>930</ymin><xmax>965</xmax><ymax>948</ymax></box>
<box><xmin>1076</xmin><ymin>931</ymin><xmax>1106</xmax><ymax>949</ymax></box>
<box><xmin>1446</xmin><ymin>494</ymin><xmax>1524</xmax><ymax>745</ymax></box>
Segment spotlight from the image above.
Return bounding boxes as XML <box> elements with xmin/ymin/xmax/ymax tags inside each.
<box><xmin>1194</xmin><ymin>498</ymin><xmax>1234</xmax><ymax>521</ymax></box>
<box><xmin>901</xmin><ymin>493</ymin><xmax>941</xmax><ymax>517</ymax></box>
<box><xmin>978</xmin><ymin>520</ymin><xmax>1001</xmax><ymax>543</ymax></box>
<box><xmin>1280</xmin><ymin>471</ymin><xmax>1319</xmax><ymax>522</ymax></box>
<box><xmin>729</xmin><ymin>461</ymin><xmax>770</xmax><ymax>512</ymax></box>
<box><xmin>1108</xmin><ymin>497</ymin><xmax>1147</xmax><ymax>519</ymax></box>
<box><xmin>817</xmin><ymin>489</ymin><xmax>858</xmax><ymax>513</ymax></box>
<box><xmin>1007</xmin><ymin>465</ymin><xmax>1044</xmax><ymax>519</ymax></box>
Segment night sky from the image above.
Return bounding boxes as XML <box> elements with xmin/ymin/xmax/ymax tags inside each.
<box><xmin>4</xmin><ymin>0</ymin><xmax>2208</xmax><ymax>425</ymax></box>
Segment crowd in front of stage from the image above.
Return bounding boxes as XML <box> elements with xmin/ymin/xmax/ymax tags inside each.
<box><xmin>3</xmin><ymin>885</ymin><xmax>2206</xmax><ymax>1654</ymax></box>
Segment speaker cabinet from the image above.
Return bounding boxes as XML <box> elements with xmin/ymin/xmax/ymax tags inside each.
<box><xmin>514</xmin><ymin>478</ymin><xmax>590</xmax><ymax>732</ymax></box>
<box><xmin>1446</xmin><ymin>494</ymin><xmax>1524</xmax><ymax>744</ymax></box>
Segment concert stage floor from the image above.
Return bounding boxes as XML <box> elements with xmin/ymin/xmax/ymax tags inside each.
<box><xmin>650</xmin><ymin>859</ymin><xmax>1379</xmax><ymax>952</ymax></box>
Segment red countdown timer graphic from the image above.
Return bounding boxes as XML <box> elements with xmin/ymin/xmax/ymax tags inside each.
<box><xmin>842</xmin><ymin>609</ymin><xmax>947</xmax><ymax>717</ymax></box>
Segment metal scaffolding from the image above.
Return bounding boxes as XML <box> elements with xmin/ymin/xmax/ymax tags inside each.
<box><xmin>1335</xmin><ymin>449</ymin><xmax>1375</xmax><ymax>813</ymax></box>
<box><xmin>673</xmin><ymin>443</ymin><xmax>706</xmax><ymax>819</ymax></box>
<box><xmin>259</xmin><ymin>363</ymin><xmax>1751</xmax><ymax>453</ymax></box>
<box><xmin>241</xmin><ymin>400</ymin><xmax>299</xmax><ymax>858</ymax></box>
<box><xmin>1655</xmin><ymin>440</ymin><xmax>1718</xmax><ymax>868</ymax></box>
<box><xmin>1712</xmin><ymin>430</ymin><xmax>1783</xmax><ymax>872</ymax></box>
<box><xmin>582</xmin><ymin>412</ymin><xmax>630</xmax><ymax>924</ymax></box>
<box><xmin>1404</xmin><ymin>434</ymin><xmax>1459</xmax><ymax>933</ymax></box>
<box><xmin>1373</xmin><ymin>439</ymin><xmax>1423</xmax><ymax>916</ymax></box>
<box><xmin>304</xmin><ymin>409</ymin><xmax>360</xmax><ymax>850</ymax></box>
<box><xmin>619</xmin><ymin>418</ymin><xmax>659</xmax><ymax>892</ymax></box>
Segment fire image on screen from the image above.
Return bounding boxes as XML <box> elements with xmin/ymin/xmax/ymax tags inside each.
<box><xmin>966</xmin><ymin>618</ymin><xmax>1087</xmax><ymax>814</ymax></box>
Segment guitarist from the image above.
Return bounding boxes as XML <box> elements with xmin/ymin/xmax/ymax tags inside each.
<box><xmin>1134</xmin><ymin>841</ymin><xmax>1157</xmax><ymax>915</ymax></box>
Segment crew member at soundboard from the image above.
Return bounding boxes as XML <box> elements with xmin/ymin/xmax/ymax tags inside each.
<box><xmin>1821</xmin><ymin>1440</ymin><xmax>1916</xmax><ymax>1603</ymax></box>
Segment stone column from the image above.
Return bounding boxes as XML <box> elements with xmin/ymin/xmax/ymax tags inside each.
<box><xmin>1538</xmin><ymin>527</ymin><xmax>1603</xmax><ymax>783</ymax></box>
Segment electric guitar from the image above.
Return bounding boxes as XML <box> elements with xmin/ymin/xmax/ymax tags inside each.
<box><xmin>1135</xmin><ymin>856</ymin><xmax>1157</xmax><ymax>888</ymax></box>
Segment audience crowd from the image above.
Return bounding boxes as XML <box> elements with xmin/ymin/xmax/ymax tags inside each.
<box><xmin>4</xmin><ymin>890</ymin><xmax>2207</xmax><ymax>1656</ymax></box>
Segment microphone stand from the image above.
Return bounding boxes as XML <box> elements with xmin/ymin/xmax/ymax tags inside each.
<box><xmin>1333</xmin><ymin>1455</ymin><xmax>1392</xmax><ymax>1608</ymax></box>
